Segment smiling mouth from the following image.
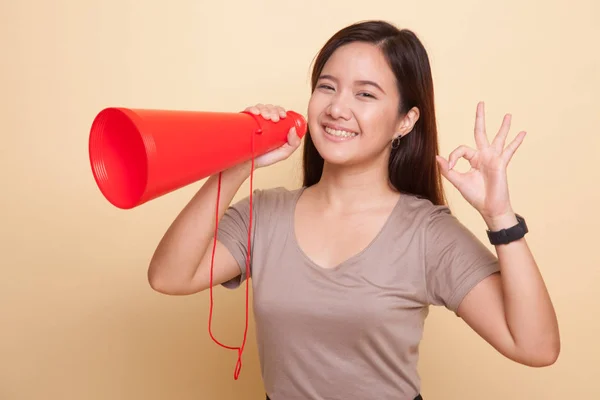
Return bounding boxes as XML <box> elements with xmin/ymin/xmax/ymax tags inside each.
<box><xmin>324</xmin><ymin>126</ymin><xmax>358</xmax><ymax>138</ymax></box>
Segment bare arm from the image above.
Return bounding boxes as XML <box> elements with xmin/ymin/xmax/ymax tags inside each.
<box><xmin>147</xmin><ymin>161</ymin><xmax>252</xmax><ymax>295</ymax></box>
<box><xmin>457</xmin><ymin>214</ymin><xmax>560</xmax><ymax>367</ymax></box>
<box><xmin>437</xmin><ymin>102</ymin><xmax>560</xmax><ymax>367</ymax></box>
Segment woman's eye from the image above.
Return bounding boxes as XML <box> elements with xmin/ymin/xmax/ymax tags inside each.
<box><xmin>358</xmin><ymin>92</ymin><xmax>376</xmax><ymax>99</ymax></box>
<box><xmin>318</xmin><ymin>84</ymin><xmax>334</xmax><ymax>91</ymax></box>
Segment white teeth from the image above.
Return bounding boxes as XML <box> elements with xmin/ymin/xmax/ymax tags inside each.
<box><xmin>324</xmin><ymin>126</ymin><xmax>358</xmax><ymax>138</ymax></box>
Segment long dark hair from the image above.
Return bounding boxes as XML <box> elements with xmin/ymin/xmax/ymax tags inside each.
<box><xmin>302</xmin><ymin>20</ymin><xmax>446</xmax><ymax>206</ymax></box>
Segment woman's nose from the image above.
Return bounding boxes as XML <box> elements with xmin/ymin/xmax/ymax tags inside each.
<box><xmin>326</xmin><ymin>94</ymin><xmax>352</xmax><ymax>120</ymax></box>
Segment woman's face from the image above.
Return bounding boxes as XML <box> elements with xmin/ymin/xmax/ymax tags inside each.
<box><xmin>307</xmin><ymin>41</ymin><xmax>403</xmax><ymax>168</ymax></box>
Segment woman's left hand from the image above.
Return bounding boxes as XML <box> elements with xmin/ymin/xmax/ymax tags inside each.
<box><xmin>436</xmin><ymin>102</ymin><xmax>527</xmax><ymax>230</ymax></box>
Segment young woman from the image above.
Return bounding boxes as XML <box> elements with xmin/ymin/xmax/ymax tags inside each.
<box><xmin>147</xmin><ymin>20</ymin><xmax>560</xmax><ymax>400</ymax></box>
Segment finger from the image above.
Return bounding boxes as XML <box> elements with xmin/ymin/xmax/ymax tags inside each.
<box><xmin>448</xmin><ymin>145</ymin><xmax>477</xmax><ymax>169</ymax></box>
<box><xmin>436</xmin><ymin>155</ymin><xmax>450</xmax><ymax>177</ymax></box>
<box><xmin>492</xmin><ymin>113</ymin><xmax>512</xmax><ymax>151</ymax></box>
<box><xmin>436</xmin><ymin>155</ymin><xmax>463</xmax><ymax>187</ymax></box>
<box><xmin>268</xmin><ymin>104</ymin><xmax>283</xmax><ymax>122</ymax></box>
<box><xmin>502</xmin><ymin>131</ymin><xmax>527</xmax><ymax>163</ymax></box>
<box><xmin>260</xmin><ymin>106</ymin><xmax>276</xmax><ymax>121</ymax></box>
<box><xmin>245</xmin><ymin>105</ymin><xmax>260</xmax><ymax>115</ymax></box>
<box><xmin>269</xmin><ymin>105</ymin><xmax>286</xmax><ymax>121</ymax></box>
<box><xmin>276</xmin><ymin>106</ymin><xmax>287</xmax><ymax>119</ymax></box>
<box><xmin>474</xmin><ymin>101</ymin><xmax>490</xmax><ymax>149</ymax></box>
<box><xmin>263</xmin><ymin>104</ymin><xmax>282</xmax><ymax>122</ymax></box>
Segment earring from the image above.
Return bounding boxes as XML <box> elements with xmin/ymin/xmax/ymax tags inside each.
<box><xmin>391</xmin><ymin>135</ymin><xmax>402</xmax><ymax>149</ymax></box>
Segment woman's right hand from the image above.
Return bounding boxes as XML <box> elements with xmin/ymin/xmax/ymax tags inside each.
<box><xmin>243</xmin><ymin>103</ymin><xmax>304</xmax><ymax>168</ymax></box>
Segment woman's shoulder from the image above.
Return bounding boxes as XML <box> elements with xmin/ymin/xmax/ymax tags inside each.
<box><xmin>395</xmin><ymin>192</ymin><xmax>477</xmax><ymax>244</ymax></box>
<box><xmin>399</xmin><ymin>193</ymin><xmax>482</xmax><ymax>245</ymax></box>
<box><xmin>254</xmin><ymin>186</ymin><xmax>302</xmax><ymax>205</ymax></box>
<box><xmin>231</xmin><ymin>185</ymin><xmax>302</xmax><ymax>215</ymax></box>
<box><xmin>400</xmin><ymin>192</ymin><xmax>453</xmax><ymax>222</ymax></box>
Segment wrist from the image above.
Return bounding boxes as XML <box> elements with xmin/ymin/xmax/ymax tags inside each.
<box><xmin>224</xmin><ymin>161</ymin><xmax>253</xmax><ymax>179</ymax></box>
<box><xmin>483</xmin><ymin>211</ymin><xmax>518</xmax><ymax>231</ymax></box>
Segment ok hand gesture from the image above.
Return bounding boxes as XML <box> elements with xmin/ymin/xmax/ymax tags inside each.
<box><xmin>436</xmin><ymin>102</ymin><xmax>527</xmax><ymax>229</ymax></box>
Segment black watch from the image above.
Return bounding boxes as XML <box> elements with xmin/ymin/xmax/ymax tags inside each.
<box><xmin>486</xmin><ymin>214</ymin><xmax>528</xmax><ymax>245</ymax></box>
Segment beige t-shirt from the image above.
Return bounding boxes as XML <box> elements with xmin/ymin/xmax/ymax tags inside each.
<box><xmin>217</xmin><ymin>186</ymin><xmax>499</xmax><ymax>399</ymax></box>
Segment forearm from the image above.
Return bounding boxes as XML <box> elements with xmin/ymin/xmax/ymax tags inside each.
<box><xmin>485</xmin><ymin>213</ymin><xmax>560</xmax><ymax>364</ymax></box>
<box><xmin>148</xmin><ymin>161</ymin><xmax>252</xmax><ymax>287</ymax></box>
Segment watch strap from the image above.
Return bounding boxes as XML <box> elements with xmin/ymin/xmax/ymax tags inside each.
<box><xmin>486</xmin><ymin>214</ymin><xmax>528</xmax><ymax>245</ymax></box>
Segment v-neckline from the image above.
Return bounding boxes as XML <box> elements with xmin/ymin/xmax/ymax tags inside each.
<box><xmin>288</xmin><ymin>186</ymin><xmax>404</xmax><ymax>273</ymax></box>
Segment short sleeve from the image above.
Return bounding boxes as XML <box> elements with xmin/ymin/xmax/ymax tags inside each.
<box><xmin>216</xmin><ymin>190</ymin><xmax>259</xmax><ymax>289</ymax></box>
<box><xmin>424</xmin><ymin>206</ymin><xmax>500</xmax><ymax>313</ymax></box>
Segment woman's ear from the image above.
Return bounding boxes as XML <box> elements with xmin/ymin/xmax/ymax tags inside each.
<box><xmin>395</xmin><ymin>107</ymin><xmax>420</xmax><ymax>139</ymax></box>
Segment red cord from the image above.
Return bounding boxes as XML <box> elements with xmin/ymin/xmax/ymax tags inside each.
<box><xmin>208</xmin><ymin>130</ymin><xmax>255</xmax><ymax>380</ymax></box>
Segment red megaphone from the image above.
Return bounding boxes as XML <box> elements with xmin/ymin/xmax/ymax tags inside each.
<box><xmin>88</xmin><ymin>107</ymin><xmax>307</xmax><ymax>209</ymax></box>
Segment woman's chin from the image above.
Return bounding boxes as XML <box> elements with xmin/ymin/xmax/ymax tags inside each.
<box><xmin>315</xmin><ymin>141</ymin><xmax>389</xmax><ymax>171</ymax></box>
<box><xmin>317</xmin><ymin>147</ymin><xmax>361</xmax><ymax>167</ymax></box>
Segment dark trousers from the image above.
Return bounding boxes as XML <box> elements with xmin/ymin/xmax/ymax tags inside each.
<box><xmin>266</xmin><ymin>395</ymin><xmax>423</xmax><ymax>399</ymax></box>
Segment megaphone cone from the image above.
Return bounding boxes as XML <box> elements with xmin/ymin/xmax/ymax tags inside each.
<box><xmin>88</xmin><ymin>107</ymin><xmax>307</xmax><ymax>209</ymax></box>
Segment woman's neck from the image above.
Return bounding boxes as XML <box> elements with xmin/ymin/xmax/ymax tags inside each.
<box><xmin>309</xmin><ymin>159</ymin><xmax>398</xmax><ymax>213</ymax></box>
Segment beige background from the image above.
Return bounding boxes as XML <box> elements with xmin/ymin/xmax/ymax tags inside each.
<box><xmin>2</xmin><ymin>0</ymin><xmax>599</xmax><ymax>399</ymax></box>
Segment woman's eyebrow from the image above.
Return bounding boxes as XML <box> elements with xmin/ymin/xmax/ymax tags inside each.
<box><xmin>318</xmin><ymin>74</ymin><xmax>386</xmax><ymax>94</ymax></box>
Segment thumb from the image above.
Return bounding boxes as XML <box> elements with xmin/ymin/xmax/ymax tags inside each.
<box><xmin>287</xmin><ymin>127</ymin><xmax>301</xmax><ymax>148</ymax></box>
